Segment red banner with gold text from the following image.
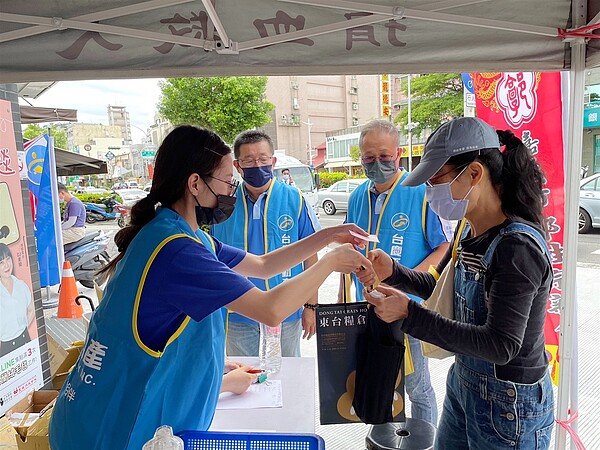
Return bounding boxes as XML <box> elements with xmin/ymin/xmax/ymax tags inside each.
<box><xmin>472</xmin><ymin>72</ymin><xmax>564</xmax><ymax>384</ymax></box>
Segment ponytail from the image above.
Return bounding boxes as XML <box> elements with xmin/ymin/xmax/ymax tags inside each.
<box><xmin>98</xmin><ymin>192</ymin><xmax>158</xmax><ymax>277</ymax></box>
<box><xmin>496</xmin><ymin>130</ymin><xmax>547</xmax><ymax>235</ymax></box>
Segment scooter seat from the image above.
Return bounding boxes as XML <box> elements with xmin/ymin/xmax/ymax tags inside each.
<box><xmin>64</xmin><ymin>231</ymin><xmax>101</xmax><ymax>252</ymax></box>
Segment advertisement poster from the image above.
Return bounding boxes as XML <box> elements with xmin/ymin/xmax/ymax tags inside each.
<box><xmin>472</xmin><ymin>72</ymin><xmax>565</xmax><ymax>383</ymax></box>
<box><xmin>316</xmin><ymin>303</ymin><xmax>405</xmax><ymax>425</ymax></box>
<box><xmin>0</xmin><ymin>99</ymin><xmax>44</xmax><ymax>415</ymax></box>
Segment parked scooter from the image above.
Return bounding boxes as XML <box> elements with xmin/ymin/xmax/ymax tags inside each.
<box><xmin>116</xmin><ymin>205</ymin><xmax>130</xmax><ymax>228</ymax></box>
<box><xmin>84</xmin><ymin>201</ymin><xmax>119</xmax><ymax>223</ymax></box>
<box><xmin>64</xmin><ymin>231</ymin><xmax>112</xmax><ymax>288</ymax></box>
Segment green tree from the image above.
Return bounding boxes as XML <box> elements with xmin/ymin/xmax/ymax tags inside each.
<box><xmin>23</xmin><ymin>123</ymin><xmax>68</xmax><ymax>150</ymax></box>
<box><xmin>349</xmin><ymin>144</ymin><xmax>361</xmax><ymax>162</ymax></box>
<box><xmin>394</xmin><ymin>74</ymin><xmax>463</xmax><ymax>136</ymax></box>
<box><xmin>158</xmin><ymin>77</ymin><xmax>274</xmax><ymax>143</ymax></box>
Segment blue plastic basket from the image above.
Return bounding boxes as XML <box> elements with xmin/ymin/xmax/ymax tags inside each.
<box><xmin>177</xmin><ymin>431</ymin><xmax>325</xmax><ymax>450</ymax></box>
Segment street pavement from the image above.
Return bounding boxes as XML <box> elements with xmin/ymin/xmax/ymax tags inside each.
<box><xmin>43</xmin><ymin>211</ymin><xmax>600</xmax><ymax>449</ymax></box>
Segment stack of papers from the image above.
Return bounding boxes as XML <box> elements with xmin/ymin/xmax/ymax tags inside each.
<box><xmin>216</xmin><ymin>380</ymin><xmax>283</xmax><ymax>410</ymax></box>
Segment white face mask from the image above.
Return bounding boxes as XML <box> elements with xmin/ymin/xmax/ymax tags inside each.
<box><xmin>426</xmin><ymin>166</ymin><xmax>474</xmax><ymax>221</ymax></box>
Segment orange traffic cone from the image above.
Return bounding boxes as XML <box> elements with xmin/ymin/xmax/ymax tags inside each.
<box><xmin>57</xmin><ymin>261</ymin><xmax>84</xmax><ymax>319</ymax></box>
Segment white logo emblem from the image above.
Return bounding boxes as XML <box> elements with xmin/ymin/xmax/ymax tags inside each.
<box><xmin>391</xmin><ymin>213</ymin><xmax>410</xmax><ymax>232</ymax></box>
<box><xmin>496</xmin><ymin>72</ymin><xmax>537</xmax><ymax>127</ymax></box>
<box><xmin>278</xmin><ymin>214</ymin><xmax>294</xmax><ymax>231</ymax></box>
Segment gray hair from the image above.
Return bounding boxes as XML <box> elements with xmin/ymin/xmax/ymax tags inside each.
<box><xmin>359</xmin><ymin>120</ymin><xmax>399</xmax><ymax>150</ymax></box>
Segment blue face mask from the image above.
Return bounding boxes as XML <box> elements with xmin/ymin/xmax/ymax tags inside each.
<box><xmin>242</xmin><ymin>165</ymin><xmax>273</xmax><ymax>188</ymax></box>
<box><xmin>426</xmin><ymin>166</ymin><xmax>474</xmax><ymax>221</ymax></box>
<box><xmin>362</xmin><ymin>160</ymin><xmax>397</xmax><ymax>184</ymax></box>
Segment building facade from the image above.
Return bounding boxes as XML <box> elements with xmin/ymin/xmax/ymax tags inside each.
<box><xmin>262</xmin><ymin>75</ymin><xmax>381</xmax><ymax>163</ymax></box>
<box><xmin>107</xmin><ymin>105</ymin><xmax>132</xmax><ymax>145</ymax></box>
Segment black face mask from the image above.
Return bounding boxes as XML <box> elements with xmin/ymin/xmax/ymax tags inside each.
<box><xmin>194</xmin><ymin>181</ymin><xmax>236</xmax><ymax>225</ymax></box>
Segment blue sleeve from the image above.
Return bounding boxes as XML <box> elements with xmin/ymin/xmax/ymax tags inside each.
<box><xmin>297</xmin><ymin>195</ymin><xmax>321</xmax><ymax>239</ymax></box>
<box><xmin>137</xmin><ymin>238</ymin><xmax>255</xmax><ymax>351</ymax></box>
<box><xmin>212</xmin><ymin>237</ymin><xmax>247</xmax><ymax>268</ymax></box>
<box><xmin>425</xmin><ymin>203</ymin><xmax>451</xmax><ymax>249</ymax></box>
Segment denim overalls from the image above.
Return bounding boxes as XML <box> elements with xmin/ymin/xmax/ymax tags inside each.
<box><xmin>436</xmin><ymin>223</ymin><xmax>555</xmax><ymax>449</ymax></box>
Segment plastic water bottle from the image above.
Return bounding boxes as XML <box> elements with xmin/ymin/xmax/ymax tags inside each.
<box><xmin>259</xmin><ymin>322</ymin><xmax>282</xmax><ymax>374</ymax></box>
<box><xmin>142</xmin><ymin>425</ymin><xmax>184</xmax><ymax>450</ymax></box>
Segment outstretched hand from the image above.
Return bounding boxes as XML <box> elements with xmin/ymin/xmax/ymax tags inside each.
<box><xmin>326</xmin><ymin>223</ymin><xmax>369</xmax><ymax>249</ymax></box>
<box><xmin>364</xmin><ymin>285</ymin><xmax>410</xmax><ymax>323</ymax></box>
<box><xmin>328</xmin><ymin>244</ymin><xmax>374</xmax><ymax>277</ymax></box>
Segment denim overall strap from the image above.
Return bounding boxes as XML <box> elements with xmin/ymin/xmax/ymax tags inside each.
<box><xmin>480</xmin><ymin>222</ymin><xmax>551</xmax><ymax>270</ymax></box>
<box><xmin>455</xmin><ymin>222</ymin><xmax>551</xmax><ymax>377</ymax></box>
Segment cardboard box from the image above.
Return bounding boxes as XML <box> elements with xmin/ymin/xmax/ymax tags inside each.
<box><xmin>5</xmin><ymin>390</ymin><xmax>58</xmax><ymax>450</ymax></box>
<box><xmin>46</xmin><ymin>335</ymin><xmax>83</xmax><ymax>390</ymax></box>
<box><xmin>0</xmin><ymin>416</ymin><xmax>19</xmax><ymax>449</ymax></box>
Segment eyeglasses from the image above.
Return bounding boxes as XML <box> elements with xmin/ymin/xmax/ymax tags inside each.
<box><xmin>360</xmin><ymin>154</ymin><xmax>397</xmax><ymax>165</ymax></box>
<box><xmin>236</xmin><ymin>156</ymin><xmax>273</xmax><ymax>168</ymax></box>
<box><xmin>205</xmin><ymin>176</ymin><xmax>239</xmax><ymax>196</ymax></box>
<box><xmin>426</xmin><ymin>164</ymin><xmax>470</xmax><ymax>187</ymax></box>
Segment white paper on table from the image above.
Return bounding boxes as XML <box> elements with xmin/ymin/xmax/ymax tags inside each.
<box><xmin>349</xmin><ymin>230</ymin><xmax>379</xmax><ymax>243</ymax></box>
<box><xmin>216</xmin><ymin>380</ymin><xmax>283</xmax><ymax>410</ymax></box>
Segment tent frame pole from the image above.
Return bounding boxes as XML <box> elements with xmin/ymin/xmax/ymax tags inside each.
<box><xmin>556</xmin><ymin>38</ymin><xmax>585</xmax><ymax>450</ymax></box>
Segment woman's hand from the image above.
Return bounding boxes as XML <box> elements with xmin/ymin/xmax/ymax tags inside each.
<box><xmin>324</xmin><ymin>224</ymin><xmax>369</xmax><ymax>249</ymax></box>
<box><xmin>326</xmin><ymin>244</ymin><xmax>373</xmax><ymax>275</ymax></box>
<box><xmin>364</xmin><ymin>285</ymin><xmax>410</xmax><ymax>323</ymax></box>
<box><xmin>223</xmin><ymin>361</ymin><xmax>243</xmax><ymax>373</ymax></box>
<box><xmin>221</xmin><ymin>366</ymin><xmax>257</xmax><ymax>395</ymax></box>
<box><xmin>366</xmin><ymin>249</ymin><xmax>394</xmax><ymax>281</ymax></box>
<box><xmin>302</xmin><ymin>308</ymin><xmax>317</xmax><ymax>340</ymax></box>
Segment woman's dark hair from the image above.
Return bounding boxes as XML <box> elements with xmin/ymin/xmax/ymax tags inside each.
<box><xmin>0</xmin><ymin>243</ymin><xmax>15</xmax><ymax>275</ymax></box>
<box><xmin>445</xmin><ymin>130</ymin><xmax>547</xmax><ymax>235</ymax></box>
<box><xmin>99</xmin><ymin>125</ymin><xmax>231</xmax><ymax>276</ymax></box>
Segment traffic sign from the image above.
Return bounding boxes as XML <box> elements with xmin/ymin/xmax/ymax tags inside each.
<box><xmin>141</xmin><ymin>149</ymin><xmax>156</xmax><ymax>158</ymax></box>
<box><xmin>105</xmin><ymin>151</ymin><xmax>115</xmax><ymax>161</ymax></box>
<box><xmin>84</xmin><ymin>144</ymin><xmax>92</xmax><ymax>152</ymax></box>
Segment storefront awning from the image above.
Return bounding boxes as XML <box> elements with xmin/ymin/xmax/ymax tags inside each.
<box><xmin>55</xmin><ymin>148</ymin><xmax>107</xmax><ymax>176</ymax></box>
<box><xmin>20</xmin><ymin>105</ymin><xmax>78</xmax><ymax>124</ymax></box>
<box><xmin>324</xmin><ymin>160</ymin><xmax>356</xmax><ymax>169</ymax></box>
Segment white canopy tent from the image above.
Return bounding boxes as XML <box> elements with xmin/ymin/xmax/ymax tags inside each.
<box><xmin>1</xmin><ymin>1</ymin><xmax>596</xmax><ymax>447</ymax></box>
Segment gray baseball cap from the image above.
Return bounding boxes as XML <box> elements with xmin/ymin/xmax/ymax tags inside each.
<box><xmin>402</xmin><ymin>117</ymin><xmax>500</xmax><ymax>186</ymax></box>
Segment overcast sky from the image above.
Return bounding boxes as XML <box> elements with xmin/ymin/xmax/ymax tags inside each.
<box><xmin>20</xmin><ymin>79</ymin><xmax>163</xmax><ymax>143</ymax></box>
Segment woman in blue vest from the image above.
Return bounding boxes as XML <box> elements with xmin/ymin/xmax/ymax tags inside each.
<box><xmin>49</xmin><ymin>125</ymin><xmax>372</xmax><ymax>450</ymax></box>
<box><xmin>360</xmin><ymin>117</ymin><xmax>554</xmax><ymax>449</ymax></box>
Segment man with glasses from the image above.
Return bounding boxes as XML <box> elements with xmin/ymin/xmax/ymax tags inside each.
<box><xmin>342</xmin><ymin>119</ymin><xmax>450</xmax><ymax>426</ymax></box>
<box><xmin>211</xmin><ymin>130</ymin><xmax>321</xmax><ymax>358</ymax></box>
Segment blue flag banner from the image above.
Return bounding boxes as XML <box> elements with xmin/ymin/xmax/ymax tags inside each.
<box><xmin>24</xmin><ymin>135</ymin><xmax>63</xmax><ymax>287</ymax></box>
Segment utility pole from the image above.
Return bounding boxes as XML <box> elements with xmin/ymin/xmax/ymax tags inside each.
<box><xmin>302</xmin><ymin>117</ymin><xmax>314</xmax><ymax>167</ymax></box>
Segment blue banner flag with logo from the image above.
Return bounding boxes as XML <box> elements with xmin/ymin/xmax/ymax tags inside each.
<box><xmin>24</xmin><ymin>134</ymin><xmax>63</xmax><ymax>287</ymax></box>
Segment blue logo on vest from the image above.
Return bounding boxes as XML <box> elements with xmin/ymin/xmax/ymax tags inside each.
<box><xmin>391</xmin><ymin>213</ymin><xmax>410</xmax><ymax>231</ymax></box>
<box><xmin>278</xmin><ymin>214</ymin><xmax>294</xmax><ymax>231</ymax></box>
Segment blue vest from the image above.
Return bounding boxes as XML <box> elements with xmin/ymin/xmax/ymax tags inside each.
<box><xmin>49</xmin><ymin>208</ymin><xmax>225</xmax><ymax>450</ymax></box>
<box><xmin>211</xmin><ymin>180</ymin><xmax>304</xmax><ymax>323</ymax></box>
<box><xmin>347</xmin><ymin>172</ymin><xmax>432</xmax><ymax>302</ymax></box>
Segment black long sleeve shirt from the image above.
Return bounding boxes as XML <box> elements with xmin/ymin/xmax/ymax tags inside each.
<box><xmin>386</xmin><ymin>219</ymin><xmax>552</xmax><ymax>384</ymax></box>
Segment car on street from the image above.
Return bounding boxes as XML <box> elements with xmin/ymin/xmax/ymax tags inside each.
<box><xmin>318</xmin><ymin>178</ymin><xmax>368</xmax><ymax>215</ymax></box>
<box><xmin>76</xmin><ymin>187</ymin><xmax>111</xmax><ymax>195</ymax></box>
<box><xmin>115</xmin><ymin>188</ymin><xmax>148</xmax><ymax>207</ymax></box>
<box><xmin>143</xmin><ymin>183</ymin><xmax>152</xmax><ymax>193</ymax></box>
<box><xmin>579</xmin><ymin>172</ymin><xmax>600</xmax><ymax>233</ymax></box>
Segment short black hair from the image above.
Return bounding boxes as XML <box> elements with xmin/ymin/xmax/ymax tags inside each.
<box><xmin>57</xmin><ymin>182</ymin><xmax>68</xmax><ymax>193</ymax></box>
<box><xmin>233</xmin><ymin>130</ymin><xmax>274</xmax><ymax>159</ymax></box>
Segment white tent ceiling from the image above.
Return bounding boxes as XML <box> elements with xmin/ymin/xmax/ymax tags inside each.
<box><xmin>1</xmin><ymin>0</ymin><xmax>599</xmax><ymax>82</ymax></box>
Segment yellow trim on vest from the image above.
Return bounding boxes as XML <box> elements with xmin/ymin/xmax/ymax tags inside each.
<box><xmin>404</xmin><ymin>334</ymin><xmax>414</xmax><ymax>376</ymax></box>
<box><xmin>262</xmin><ymin>180</ymin><xmax>276</xmax><ymax>291</ymax></box>
<box><xmin>132</xmin><ymin>233</ymin><xmax>202</xmax><ymax>357</ymax></box>
<box><xmin>422</xmin><ymin>197</ymin><xmax>427</xmax><ymax>243</ymax></box>
<box><xmin>370</xmin><ymin>170</ymin><xmax>406</xmax><ymax>255</ymax></box>
<box><xmin>452</xmin><ymin>218</ymin><xmax>468</xmax><ymax>263</ymax></box>
<box><xmin>428</xmin><ymin>265</ymin><xmax>440</xmax><ymax>280</ymax></box>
